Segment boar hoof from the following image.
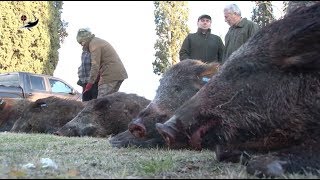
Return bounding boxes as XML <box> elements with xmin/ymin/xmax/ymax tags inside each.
<box><xmin>246</xmin><ymin>155</ymin><xmax>287</xmax><ymax>178</ymax></box>
<box><xmin>129</xmin><ymin>122</ymin><xmax>146</xmax><ymax>138</ymax></box>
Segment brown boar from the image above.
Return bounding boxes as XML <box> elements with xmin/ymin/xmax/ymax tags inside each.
<box><xmin>109</xmin><ymin>60</ymin><xmax>219</xmax><ymax>148</ymax></box>
<box><xmin>156</xmin><ymin>3</ymin><xmax>320</xmax><ymax>177</ymax></box>
<box><xmin>10</xmin><ymin>96</ymin><xmax>84</xmax><ymax>133</ymax></box>
<box><xmin>0</xmin><ymin>98</ymin><xmax>32</xmax><ymax>131</ymax></box>
<box><xmin>54</xmin><ymin>92</ymin><xmax>150</xmax><ymax>137</ymax></box>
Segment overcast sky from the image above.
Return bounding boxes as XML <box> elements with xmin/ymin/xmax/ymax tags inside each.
<box><xmin>54</xmin><ymin>1</ymin><xmax>284</xmax><ymax>100</ymax></box>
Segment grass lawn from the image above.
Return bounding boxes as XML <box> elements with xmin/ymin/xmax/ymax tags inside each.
<box><xmin>0</xmin><ymin>132</ymin><xmax>318</xmax><ymax>179</ymax></box>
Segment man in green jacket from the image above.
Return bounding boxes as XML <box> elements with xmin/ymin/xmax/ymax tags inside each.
<box><xmin>179</xmin><ymin>14</ymin><xmax>225</xmax><ymax>64</ymax></box>
<box><xmin>76</xmin><ymin>28</ymin><xmax>128</xmax><ymax>98</ymax></box>
<box><xmin>223</xmin><ymin>4</ymin><xmax>260</xmax><ymax>62</ymax></box>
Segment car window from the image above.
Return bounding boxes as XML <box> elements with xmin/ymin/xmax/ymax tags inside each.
<box><xmin>30</xmin><ymin>75</ymin><xmax>46</xmax><ymax>90</ymax></box>
<box><xmin>0</xmin><ymin>74</ymin><xmax>20</xmax><ymax>87</ymax></box>
<box><xmin>49</xmin><ymin>78</ymin><xmax>73</xmax><ymax>94</ymax></box>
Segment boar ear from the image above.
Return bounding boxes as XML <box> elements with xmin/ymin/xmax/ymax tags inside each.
<box><xmin>271</xmin><ymin>15</ymin><xmax>320</xmax><ymax>70</ymax></box>
<box><xmin>94</xmin><ymin>98</ymin><xmax>110</xmax><ymax>110</ymax></box>
<box><xmin>275</xmin><ymin>52</ymin><xmax>320</xmax><ymax>70</ymax></box>
<box><xmin>199</xmin><ymin>62</ymin><xmax>220</xmax><ymax>77</ymax></box>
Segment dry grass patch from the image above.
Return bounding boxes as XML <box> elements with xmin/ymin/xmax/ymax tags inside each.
<box><xmin>0</xmin><ymin>132</ymin><xmax>318</xmax><ymax>179</ymax></box>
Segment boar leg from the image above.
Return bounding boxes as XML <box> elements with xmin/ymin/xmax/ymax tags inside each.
<box><xmin>215</xmin><ymin>145</ymin><xmax>251</xmax><ymax>164</ymax></box>
<box><xmin>246</xmin><ymin>140</ymin><xmax>320</xmax><ymax>177</ymax></box>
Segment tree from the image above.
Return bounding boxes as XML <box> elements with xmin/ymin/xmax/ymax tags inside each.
<box><xmin>282</xmin><ymin>1</ymin><xmax>289</xmax><ymax>16</ymax></box>
<box><xmin>46</xmin><ymin>1</ymin><xmax>69</xmax><ymax>74</ymax></box>
<box><xmin>153</xmin><ymin>1</ymin><xmax>189</xmax><ymax>76</ymax></box>
<box><xmin>251</xmin><ymin>1</ymin><xmax>275</xmax><ymax>28</ymax></box>
<box><xmin>0</xmin><ymin>1</ymin><xmax>68</xmax><ymax>75</ymax></box>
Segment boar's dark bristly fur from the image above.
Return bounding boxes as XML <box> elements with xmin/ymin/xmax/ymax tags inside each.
<box><xmin>55</xmin><ymin>92</ymin><xmax>150</xmax><ymax>137</ymax></box>
<box><xmin>156</xmin><ymin>3</ymin><xmax>320</xmax><ymax>177</ymax></box>
<box><xmin>10</xmin><ymin>96</ymin><xmax>84</xmax><ymax>133</ymax></box>
<box><xmin>109</xmin><ymin>59</ymin><xmax>219</xmax><ymax>148</ymax></box>
<box><xmin>0</xmin><ymin>98</ymin><xmax>32</xmax><ymax>132</ymax></box>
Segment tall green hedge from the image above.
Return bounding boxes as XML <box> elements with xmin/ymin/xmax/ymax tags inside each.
<box><xmin>0</xmin><ymin>1</ymin><xmax>68</xmax><ymax>75</ymax></box>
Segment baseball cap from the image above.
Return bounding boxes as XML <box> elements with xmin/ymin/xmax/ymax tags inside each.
<box><xmin>198</xmin><ymin>14</ymin><xmax>211</xmax><ymax>21</ymax></box>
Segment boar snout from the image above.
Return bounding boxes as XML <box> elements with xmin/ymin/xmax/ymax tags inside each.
<box><xmin>128</xmin><ymin>118</ymin><xmax>146</xmax><ymax>138</ymax></box>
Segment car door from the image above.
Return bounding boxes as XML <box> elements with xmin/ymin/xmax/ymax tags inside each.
<box><xmin>27</xmin><ymin>74</ymin><xmax>54</xmax><ymax>101</ymax></box>
<box><xmin>47</xmin><ymin>77</ymin><xmax>82</xmax><ymax>101</ymax></box>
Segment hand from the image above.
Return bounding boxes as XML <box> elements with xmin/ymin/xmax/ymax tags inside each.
<box><xmin>83</xmin><ymin>83</ymin><xmax>93</xmax><ymax>93</ymax></box>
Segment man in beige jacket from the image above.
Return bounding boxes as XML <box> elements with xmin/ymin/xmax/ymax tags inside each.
<box><xmin>76</xmin><ymin>28</ymin><xmax>128</xmax><ymax>98</ymax></box>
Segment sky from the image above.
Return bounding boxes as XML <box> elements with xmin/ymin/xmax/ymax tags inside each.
<box><xmin>54</xmin><ymin>1</ymin><xmax>284</xmax><ymax>100</ymax></box>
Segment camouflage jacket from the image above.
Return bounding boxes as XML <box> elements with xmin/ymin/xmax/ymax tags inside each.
<box><xmin>224</xmin><ymin>18</ymin><xmax>259</xmax><ymax>62</ymax></box>
<box><xmin>86</xmin><ymin>37</ymin><xmax>128</xmax><ymax>85</ymax></box>
<box><xmin>179</xmin><ymin>28</ymin><xmax>225</xmax><ymax>63</ymax></box>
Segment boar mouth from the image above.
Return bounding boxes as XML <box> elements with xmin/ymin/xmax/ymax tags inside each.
<box><xmin>129</xmin><ymin>114</ymin><xmax>170</xmax><ymax>139</ymax></box>
<box><xmin>81</xmin><ymin>125</ymin><xmax>98</xmax><ymax>137</ymax></box>
<box><xmin>155</xmin><ymin>123</ymin><xmax>184</xmax><ymax>149</ymax></box>
<box><xmin>109</xmin><ymin>130</ymin><xmax>165</xmax><ymax>148</ymax></box>
<box><xmin>189</xmin><ymin>120</ymin><xmax>221</xmax><ymax>150</ymax></box>
<box><xmin>156</xmin><ymin>119</ymin><xmax>220</xmax><ymax>150</ymax></box>
<box><xmin>53</xmin><ymin>131</ymin><xmax>62</xmax><ymax>136</ymax></box>
<box><xmin>54</xmin><ymin>127</ymin><xmax>79</xmax><ymax>137</ymax></box>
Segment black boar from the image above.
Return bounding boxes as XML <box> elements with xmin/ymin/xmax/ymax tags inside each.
<box><xmin>110</xmin><ymin>59</ymin><xmax>219</xmax><ymax>148</ymax></box>
<box><xmin>54</xmin><ymin>92</ymin><xmax>150</xmax><ymax>137</ymax></box>
<box><xmin>286</xmin><ymin>1</ymin><xmax>318</xmax><ymax>15</ymax></box>
<box><xmin>10</xmin><ymin>96</ymin><xmax>84</xmax><ymax>133</ymax></box>
<box><xmin>156</xmin><ymin>3</ymin><xmax>320</xmax><ymax>177</ymax></box>
<box><xmin>0</xmin><ymin>98</ymin><xmax>32</xmax><ymax>131</ymax></box>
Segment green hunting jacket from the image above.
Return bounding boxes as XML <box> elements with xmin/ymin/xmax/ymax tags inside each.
<box><xmin>224</xmin><ymin>18</ymin><xmax>259</xmax><ymax>62</ymax></box>
<box><xmin>179</xmin><ymin>28</ymin><xmax>225</xmax><ymax>63</ymax></box>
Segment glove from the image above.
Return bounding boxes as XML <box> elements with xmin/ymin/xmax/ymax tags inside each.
<box><xmin>77</xmin><ymin>79</ymin><xmax>83</xmax><ymax>86</ymax></box>
<box><xmin>83</xmin><ymin>83</ymin><xmax>93</xmax><ymax>93</ymax></box>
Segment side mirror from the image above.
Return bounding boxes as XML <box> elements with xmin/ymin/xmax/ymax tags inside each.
<box><xmin>69</xmin><ymin>89</ymin><xmax>76</xmax><ymax>95</ymax></box>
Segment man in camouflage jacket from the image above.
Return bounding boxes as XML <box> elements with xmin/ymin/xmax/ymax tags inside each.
<box><xmin>76</xmin><ymin>28</ymin><xmax>128</xmax><ymax>98</ymax></box>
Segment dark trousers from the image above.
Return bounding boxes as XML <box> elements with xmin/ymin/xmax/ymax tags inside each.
<box><xmin>82</xmin><ymin>81</ymin><xmax>98</xmax><ymax>102</ymax></box>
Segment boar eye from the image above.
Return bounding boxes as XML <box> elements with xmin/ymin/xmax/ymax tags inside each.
<box><xmin>225</xmin><ymin>62</ymin><xmax>255</xmax><ymax>80</ymax></box>
<box><xmin>137</xmin><ymin>107</ymin><xmax>152</xmax><ymax>118</ymax></box>
<box><xmin>173</xmin><ymin>85</ymin><xmax>182</xmax><ymax>93</ymax></box>
<box><xmin>94</xmin><ymin>99</ymin><xmax>110</xmax><ymax>110</ymax></box>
